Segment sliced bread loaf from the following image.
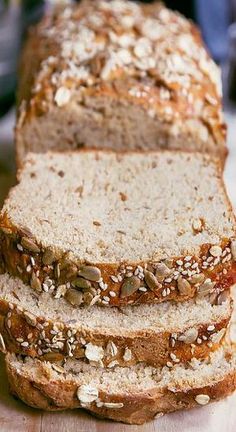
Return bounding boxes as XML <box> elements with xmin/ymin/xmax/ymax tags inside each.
<box><xmin>6</xmin><ymin>346</ymin><xmax>236</xmax><ymax>424</ymax></box>
<box><xmin>0</xmin><ymin>273</ymin><xmax>231</xmax><ymax>367</ymax></box>
<box><xmin>16</xmin><ymin>0</ymin><xmax>226</xmax><ymax>165</ymax></box>
<box><xmin>0</xmin><ymin>151</ymin><xmax>235</xmax><ymax>308</ymax></box>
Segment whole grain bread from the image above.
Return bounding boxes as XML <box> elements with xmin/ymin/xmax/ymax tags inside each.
<box><xmin>16</xmin><ymin>0</ymin><xmax>226</xmax><ymax>165</ymax></box>
<box><xmin>6</xmin><ymin>346</ymin><xmax>236</xmax><ymax>424</ymax></box>
<box><xmin>0</xmin><ymin>273</ymin><xmax>231</xmax><ymax>367</ymax></box>
<box><xmin>0</xmin><ymin>151</ymin><xmax>235</xmax><ymax>308</ymax></box>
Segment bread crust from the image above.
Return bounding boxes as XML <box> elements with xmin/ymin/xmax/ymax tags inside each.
<box><xmin>0</xmin><ymin>289</ymin><xmax>232</xmax><ymax>367</ymax></box>
<box><xmin>6</xmin><ymin>353</ymin><xmax>236</xmax><ymax>425</ymax></box>
<box><xmin>15</xmin><ymin>0</ymin><xmax>227</xmax><ymax>165</ymax></box>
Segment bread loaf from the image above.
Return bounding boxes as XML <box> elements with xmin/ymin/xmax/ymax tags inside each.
<box><xmin>16</xmin><ymin>0</ymin><xmax>226</xmax><ymax>165</ymax></box>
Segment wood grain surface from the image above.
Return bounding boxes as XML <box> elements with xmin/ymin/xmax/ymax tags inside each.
<box><xmin>0</xmin><ymin>110</ymin><xmax>235</xmax><ymax>431</ymax></box>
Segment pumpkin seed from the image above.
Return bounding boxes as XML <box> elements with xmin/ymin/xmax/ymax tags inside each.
<box><xmin>177</xmin><ymin>277</ymin><xmax>192</xmax><ymax>296</ymax></box>
<box><xmin>83</xmin><ymin>292</ymin><xmax>94</xmax><ymax>305</ymax></box>
<box><xmin>178</xmin><ymin>327</ymin><xmax>198</xmax><ymax>344</ymax></box>
<box><xmin>72</xmin><ymin>277</ymin><xmax>91</xmax><ymax>290</ymax></box>
<box><xmin>120</xmin><ymin>276</ymin><xmax>140</xmax><ymax>297</ymax></box>
<box><xmin>197</xmin><ymin>279</ymin><xmax>215</xmax><ymax>297</ymax></box>
<box><xmin>144</xmin><ymin>270</ymin><xmax>160</xmax><ymax>291</ymax></box>
<box><xmin>65</xmin><ymin>289</ymin><xmax>83</xmax><ymax>306</ymax></box>
<box><xmin>217</xmin><ymin>290</ymin><xmax>229</xmax><ymax>305</ymax></box>
<box><xmin>189</xmin><ymin>273</ymin><xmax>205</xmax><ymax>285</ymax></box>
<box><xmin>42</xmin><ymin>352</ymin><xmax>64</xmax><ymax>362</ymax></box>
<box><xmin>42</xmin><ymin>249</ymin><xmax>56</xmax><ymax>265</ymax></box>
<box><xmin>30</xmin><ymin>273</ymin><xmax>42</xmax><ymax>292</ymax></box>
<box><xmin>21</xmin><ymin>237</ymin><xmax>40</xmax><ymax>253</ymax></box>
<box><xmin>155</xmin><ymin>262</ymin><xmax>171</xmax><ymax>282</ymax></box>
<box><xmin>78</xmin><ymin>265</ymin><xmax>101</xmax><ymax>282</ymax></box>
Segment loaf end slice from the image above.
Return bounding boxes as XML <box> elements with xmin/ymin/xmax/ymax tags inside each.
<box><xmin>6</xmin><ymin>346</ymin><xmax>236</xmax><ymax>424</ymax></box>
<box><xmin>16</xmin><ymin>0</ymin><xmax>226</xmax><ymax>165</ymax></box>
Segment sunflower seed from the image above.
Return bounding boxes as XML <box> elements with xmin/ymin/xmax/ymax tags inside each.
<box><xmin>24</xmin><ymin>311</ymin><xmax>37</xmax><ymax>327</ymax></box>
<box><xmin>144</xmin><ymin>270</ymin><xmax>160</xmax><ymax>291</ymax></box>
<box><xmin>178</xmin><ymin>328</ymin><xmax>198</xmax><ymax>344</ymax></box>
<box><xmin>21</xmin><ymin>237</ymin><xmax>40</xmax><ymax>253</ymax></box>
<box><xmin>72</xmin><ymin>277</ymin><xmax>91</xmax><ymax>290</ymax></box>
<box><xmin>0</xmin><ymin>333</ymin><xmax>6</xmax><ymax>353</ymax></box>
<box><xmin>77</xmin><ymin>385</ymin><xmax>98</xmax><ymax>404</ymax></box>
<box><xmin>177</xmin><ymin>277</ymin><xmax>192</xmax><ymax>296</ymax></box>
<box><xmin>106</xmin><ymin>341</ymin><xmax>118</xmax><ymax>357</ymax></box>
<box><xmin>195</xmin><ymin>394</ymin><xmax>210</xmax><ymax>405</ymax></box>
<box><xmin>30</xmin><ymin>273</ymin><xmax>42</xmax><ymax>292</ymax></box>
<box><xmin>103</xmin><ymin>402</ymin><xmax>124</xmax><ymax>409</ymax></box>
<box><xmin>155</xmin><ymin>262</ymin><xmax>171</xmax><ymax>282</ymax></box>
<box><xmin>231</xmin><ymin>240</ymin><xmax>236</xmax><ymax>261</ymax></box>
<box><xmin>65</xmin><ymin>289</ymin><xmax>83</xmax><ymax>306</ymax></box>
<box><xmin>78</xmin><ymin>265</ymin><xmax>101</xmax><ymax>282</ymax></box>
<box><xmin>209</xmin><ymin>245</ymin><xmax>222</xmax><ymax>257</ymax></box>
<box><xmin>120</xmin><ymin>276</ymin><xmax>140</xmax><ymax>297</ymax></box>
<box><xmin>42</xmin><ymin>249</ymin><xmax>56</xmax><ymax>265</ymax></box>
<box><xmin>211</xmin><ymin>328</ymin><xmax>226</xmax><ymax>344</ymax></box>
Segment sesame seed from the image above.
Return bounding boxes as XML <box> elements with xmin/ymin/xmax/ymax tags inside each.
<box><xmin>109</xmin><ymin>291</ymin><xmax>116</xmax><ymax>297</ymax></box>
<box><xmin>139</xmin><ymin>287</ymin><xmax>147</xmax><ymax>292</ymax></box>
<box><xmin>110</xmin><ymin>275</ymin><xmax>118</xmax><ymax>283</ymax></box>
<box><xmin>17</xmin><ymin>243</ymin><xmax>23</xmax><ymax>252</ymax></box>
<box><xmin>207</xmin><ymin>325</ymin><xmax>215</xmax><ymax>332</ymax></box>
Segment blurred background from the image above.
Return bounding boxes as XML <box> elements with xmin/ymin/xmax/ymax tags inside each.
<box><xmin>1</xmin><ymin>0</ymin><xmax>236</xmax><ymax>117</ymax></box>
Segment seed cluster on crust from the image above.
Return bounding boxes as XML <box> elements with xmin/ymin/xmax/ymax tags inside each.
<box><xmin>21</xmin><ymin>0</ymin><xmax>224</xmax><ymax>146</ymax></box>
<box><xmin>0</xmin><ymin>229</ymin><xmax>235</xmax><ymax>308</ymax></box>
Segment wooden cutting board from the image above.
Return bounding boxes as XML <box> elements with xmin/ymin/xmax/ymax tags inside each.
<box><xmin>0</xmin><ymin>111</ymin><xmax>236</xmax><ymax>432</ymax></box>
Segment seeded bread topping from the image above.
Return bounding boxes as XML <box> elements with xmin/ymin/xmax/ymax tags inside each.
<box><xmin>1</xmin><ymin>151</ymin><xmax>235</xmax><ymax>308</ymax></box>
<box><xmin>6</xmin><ymin>346</ymin><xmax>236</xmax><ymax>424</ymax></box>
<box><xmin>16</xmin><ymin>0</ymin><xmax>226</xmax><ymax>164</ymax></box>
<box><xmin>0</xmin><ymin>273</ymin><xmax>231</xmax><ymax>367</ymax></box>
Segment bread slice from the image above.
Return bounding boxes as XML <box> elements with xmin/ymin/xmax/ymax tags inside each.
<box><xmin>16</xmin><ymin>0</ymin><xmax>226</xmax><ymax>166</ymax></box>
<box><xmin>0</xmin><ymin>151</ymin><xmax>235</xmax><ymax>309</ymax></box>
<box><xmin>6</xmin><ymin>346</ymin><xmax>236</xmax><ymax>424</ymax></box>
<box><xmin>0</xmin><ymin>273</ymin><xmax>231</xmax><ymax>367</ymax></box>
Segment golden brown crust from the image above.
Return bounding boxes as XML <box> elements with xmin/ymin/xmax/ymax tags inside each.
<box><xmin>0</xmin><ymin>291</ymin><xmax>232</xmax><ymax>367</ymax></box>
<box><xmin>6</xmin><ymin>354</ymin><xmax>236</xmax><ymax>424</ymax></box>
<box><xmin>15</xmin><ymin>0</ymin><xmax>227</xmax><ymax>165</ymax></box>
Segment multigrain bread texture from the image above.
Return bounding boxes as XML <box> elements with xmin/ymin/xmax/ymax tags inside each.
<box><xmin>16</xmin><ymin>0</ymin><xmax>226</xmax><ymax>165</ymax></box>
<box><xmin>0</xmin><ymin>151</ymin><xmax>236</xmax><ymax>308</ymax></box>
<box><xmin>6</xmin><ymin>346</ymin><xmax>236</xmax><ymax>424</ymax></box>
<box><xmin>0</xmin><ymin>273</ymin><xmax>231</xmax><ymax>367</ymax></box>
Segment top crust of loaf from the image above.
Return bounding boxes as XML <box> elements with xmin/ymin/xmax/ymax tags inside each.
<box><xmin>1</xmin><ymin>150</ymin><xmax>235</xmax><ymax>264</ymax></box>
<box><xmin>16</xmin><ymin>0</ymin><xmax>226</xmax><ymax>163</ymax></box>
